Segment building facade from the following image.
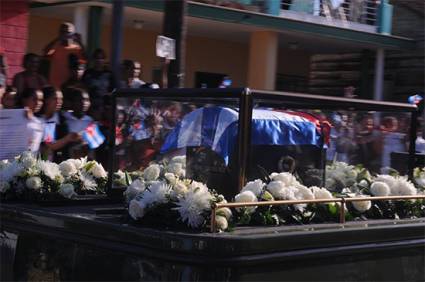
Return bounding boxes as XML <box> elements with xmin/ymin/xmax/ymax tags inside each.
<box><xmin>1</xmin><ymin>0</ymin><xmax>421</xmax><ymax>101</ymax></box>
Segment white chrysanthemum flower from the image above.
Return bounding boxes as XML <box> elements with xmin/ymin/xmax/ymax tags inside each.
<box><xmin>143</xmin><ymin>164</ymin><xmax>161</xmax><ymax>181</ymax></box>
<box><xmin>20</xmin><ymin>151</ymin><xmax>37</xmax><ymax>169</ymax></box>
<box><xmin>215</xmin><ymin>215</ymin><xmax>228</xmax><ymax>231</ymax></box>
<box><xmin>38</xmin><ymin>160</ymin><xmax>62</xmax><ymax>181</ymax></box>
<box><xmin>129</xmin><ymin>199</ymin><xmax>145</xmax><ymax>220</ymax></box>
<box><xmin>141</xmin><ymin>181</ymin><xmax>171</xmax><ymax>206</ymax></box>
<box><xmin>235</xmin><ymin>190</ymin><xmax>257</xmax><ymax>203</ymax></box>
<box><xmin>352</xmin><ymin>195</ymin><xmax>372</xmax><ymax>213</ymax></box>
<box><xmin>175</xmin><ymin>185</ymin><xmax>213</xmax><ymax>228</ymax></box>
<box><xmin>164</xmin><ymin>172</ymin><xmax>177</xmax><ymax>184</ymax></box>
<box><xmin>234</xmin><ymin>190</ymin><xmax>257</xmax><ymax>213</ymax></box>
<box><xmin>241</xmin><ymin>179</ymin><xmax>264</xmax><ymax>197</ymax></box>
<box><xmin>166</xmin><ymin>162</ymin><xmax>184</xmax><ymax>177</ymax></box>
<box><xmin>80</xmin><ymin>171</ymin><xmax>97</xmax><ymax>191</ymax></box>
<box><xmin>59</xmin><ymin>160</ymin><xmax>78</xmax><ymax>177</ymax></box>
<box><xmin>311</xmin><ymin>186</ymin><xmax>333</xmax><ymax>200</ymax></box>
<box><xmin>216</xmin><ymin>207</ymin><xmax>232</xmax><ymax>220</ymax></box>
<box><xmin>90</xmin><ymin>163</ymin><xmax>107</xmax><ymax>178</ymax></box>
<box><xmin>58</xmin><ymin>183</ymin><xmax>77</xmax><ymax>199</ymax></box>
<box><xmin>294</xmin><ymin>185</ymin><xmax>314</xmax><ymax>200</ymax></box>
<box><xmin>124</xmin><ymin>179</ymin><xmax>146</xmax><ymax>202</ymax></box>
<box><xmin>170</xmin><ymin>156</ymin><xmax>186</xmax><ymax>168</ymax></box>
<box><xmin>70</xmin><ymin>157</ymin><xmax>87</xmax><ymax>170</ymax></box>
<box><xmin>393</xmin><ymin>178</ymin><xmax>417</xmax><ymax>196</ymax></box>
<box><xmin>270</xmin><ymin>172</ymin><xmax>299</xmax><ymax>187</ymax></box>
<box><xmin>0</xmin><ymin>181</ymin><xmax>10</xmax><ymax>193</ymax></box>
<box><xmin>370</xmin><ymin>182</ymin><xmax>390</xmax><ymax>196</ymax></box>
<box><xmin>0</xmin><ymin>161</ymin><xmax>23</xmax><ymax>183</ymax></box>
<box><xmin>416</xmin><ymin>176</ymin><xmax>425</xmax><ymax>187</ymax></box>
<box><xmin>170</xmin><ymin>181</ymin><xmax>188</xmax><ymax>200</ymax></box>
<box><xmin>374</xmin><ymin>174</ymin><xmax>397</xmax><ymax>191</ymax></box>
<box><xmin>358</xmin><ymin>179</ymin><xmax>369</xmax><ymax>189</ymax></box>
<box><xmin>26</xmin><ymin>176</ymin><xmax>42</xmax><ymax>190</ymax></box>
<box><xmin>346</xmin><ymin>169</ymin><xmax>358</xmax><ymax>180</ymax></box>
<box><xmin>267</xmin><ymin>181</ymin><xmax>296</xmax><ymax>200</ymax></box>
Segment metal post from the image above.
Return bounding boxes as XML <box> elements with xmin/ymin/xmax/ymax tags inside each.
<box><xmin>110</xmin><ymin>0</ymin><xmax>124</xmax><ymax>88</ymax></box>
<box><xmin>162</xmin><ymin>0</ymin><xmax>187</xmax><ymax>88</ymax></box>
<box><xmin>408</xmin><ymin>111</ymin><xmax>418</xmax><ymax>179</ymax></box>
<box><xmin>373</xmin><ymin>48</ymin><xmax>385</xmax><ymax>102</ymax></box>
<box><xmin>236</xmin><ymin>88</ymin><xmax>253</xmax><ymax>193</ymax></box>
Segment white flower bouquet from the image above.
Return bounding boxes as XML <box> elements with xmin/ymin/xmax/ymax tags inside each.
<box><xmin>232</xmin><ymin>163</ymin><xmax>425</xmax><ymax>227</ymax></box>
<box><xmin>125</xmin><ymin>156</ymin><xmax>230</xmax><ymax>231</ymax></box>
<box><xmin>232</xmin><ymin>172</ymin><xmax>338</xmax><ymax>226</ymax></box>
<box><xmin>58</xmin><ymin>157</ymin><xmax>108</xmax><ymax>198</ymax></box>
<box><xmin>325</xmin><ymin>162</ymin><xmax>371</xmax><ymax>192</ymax></box>
<box><xmin>0</xmin><ymin>152</ymin><xmax>107</xmax><ymax>201</ymax></box>
<box><xmin>338</xmin><ymin>172</ymin><xmax>425</xmax><ymax>220</ymax></box>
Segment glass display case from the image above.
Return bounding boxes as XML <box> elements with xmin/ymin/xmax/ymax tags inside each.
<box><xmin>108</xmin><ymin>88</ymin><xmax>421</xmax><ymax>198</ymax></box>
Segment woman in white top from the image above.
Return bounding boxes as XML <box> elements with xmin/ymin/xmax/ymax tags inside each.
<box><xmin>38</xmin><ymin>86</ymin><xmax>81</xmax><ymax>161</ymax></box>
<box><xmin>19</xmin><ymin>88</ymin><xmax>44</xmax><ymax>153</ymax></box>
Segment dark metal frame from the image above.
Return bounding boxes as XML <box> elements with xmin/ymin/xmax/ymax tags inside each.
<box><xmin>108</xmin><ymin>88</ymin><xmax>418</xmax><ymax>196</ymax></box>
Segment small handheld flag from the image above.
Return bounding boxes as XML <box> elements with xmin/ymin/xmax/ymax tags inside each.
<box><xmin>43</xmin><ymin>122</ymin><xmax>56</xmax><ymax>144</ymax></box>
<box><xmin>130</xmin><ymin>121</ymin><xmax>150</xmax><ymax>140</ymax></box>
<box><xmin>82</xmin><ymin>123</ymin><xmax>105</xmax><ymax>149</ymax></box>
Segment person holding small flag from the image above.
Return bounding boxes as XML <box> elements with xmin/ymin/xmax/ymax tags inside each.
<box><xmin>61</xmin><ymin>87</ymin><xmax>105</xmax><ymax>159</ymax></box>
<box><xmin>38</xmin><ymin>86</ymin><xmax>81</xmax><ymax>161</ymax></box>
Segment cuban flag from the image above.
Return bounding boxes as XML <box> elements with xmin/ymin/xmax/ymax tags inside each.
<box><xmin>43</xmin><ymin>122</ymin><xmax>56</xmax><ymax>144</ymax></box>
<box><xmin>82</xmin><ymin>123</ymin><xmax>105</xmax><ymax>149</ymax></box>
<box><xmin>161</xmin><ymin>106</ymin><xmax>324</xmax><ymax>164</ymax></box>
<box><xmin>408</xmin><ymin>94</ymin><xmax>423</xmax><ymax>105</ymax></box>
<box><xmin>130</xmin><ymin>121</ymin><xmax>151</xmax><ymax>140</ymax></box>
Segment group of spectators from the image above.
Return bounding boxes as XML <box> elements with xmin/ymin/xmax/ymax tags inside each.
<box><xmin>0</xmin><ymin>22</ymin><xmax>158</xmax><ymax>167</ymax></box>
<box><xmin>326</xmin><ymin>110</ymin><xmax>424</xmax><ymax>173</ymax></box>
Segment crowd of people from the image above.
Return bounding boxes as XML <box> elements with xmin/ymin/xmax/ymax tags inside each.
<box><xmin>0</xmin><ymin>22</ymin><xmax>423</xmax><ymax>174</ymax></box>
<box><xmin>325</xmin><ymin>111</ymin><xmax>424</xmax><ymax>173</ymax></box>
<box><xmin>0</xmin><ymin>22</ymin><xmax>159</xmax><ymax>168</ymax></box>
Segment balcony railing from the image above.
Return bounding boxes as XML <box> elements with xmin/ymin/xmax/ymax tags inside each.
<box><xmin>281</xmin><ymin>0</ymin><xmax>378</xmax><ymax>26</ymax></box>
<box><xmin>193</xmin><ymin>0</ymin><xmax>379</xmax><ymax>27</ymax></box>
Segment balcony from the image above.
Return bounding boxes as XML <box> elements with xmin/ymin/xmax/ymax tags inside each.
<box><xmin>192</xmin><ymin>0</ymin><xmax>385</xmax><ymax>33</ymax></box>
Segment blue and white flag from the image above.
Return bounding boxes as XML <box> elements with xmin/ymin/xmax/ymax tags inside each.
<box><xmin>161</xmin><ymin>106</ymin><xmax>323</xmax><ymax>164</ymax></box>
<box><xmin>82</xmin><ymin>123</ymin><xmax>105</xmax><ymax>149</ymax></box>
<box><xmin>43</xmin><ymin>122</ymin><xmax>56</xmax><ymax>144</ymax></box>
<box><xmin>130</xmin><ymin>121</ymin><xmax>151</xmax><ymax>140</ymax></box>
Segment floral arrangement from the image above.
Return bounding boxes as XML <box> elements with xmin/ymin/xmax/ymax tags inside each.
<box><xmin>233</xmin><ymin>172</ymin><xmax>338</xmax><ymax>225</ymax></box>
<box><xmin>125</xmin><ymin>156</ymin><xmax>231</xmax><ymax>231</ymax></box>
<box><xmin>232</xmin><ymin>164</ymin><xmax>425</xmax><ymax>227</ymax></box>
<box><xmin>414</xmin><ymin>167</ymin><xmax>425</xmax><ymax>189</ymax></box>
<box><xmin>0</xmin><ymin>152</ymin><xmax>107</xmax><ymax>201</ymax></box>
<box><xmin>325</xmin><ymin>161</ymin><xmax>371</xmax><ymax>192</ymax></box>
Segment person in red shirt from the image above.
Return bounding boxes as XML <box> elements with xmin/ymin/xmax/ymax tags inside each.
<box><xmin>43</xmin><ymin>22</ymin><xmax>85</xmax><ymax>89</ymax></box>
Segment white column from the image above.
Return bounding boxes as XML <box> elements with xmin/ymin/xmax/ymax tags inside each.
<box><xmin>73</xmin><ymin>6</ymin><xmax>88</xmax><ymax>45</ymax></box>
<box><xmin>373</xmin><ymin>48</ymin><xmax>385</xmax><ymax>101</ymax></box>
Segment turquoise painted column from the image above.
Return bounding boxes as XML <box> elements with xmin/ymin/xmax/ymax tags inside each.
<box><xmin>87</xmin><ymin>6</ymin><xmax>103</xmax><ymax>58</ymax></box>
<box><xmin>265</xmin><ymin>0</ymin><xmax>280</xmax><ymax>16</ymax></box>
<box><xmin>377</xmin><ymin>0</ymin><xmax>393</xmax><ymax>34</ymax></box>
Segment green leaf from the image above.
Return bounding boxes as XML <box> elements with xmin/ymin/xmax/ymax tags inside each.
<box><xmin>327</xmin><ymin>203</ymin><xmax>338</xmax><ymax>216</ymax></box>
<box><xmin>125</xmin><ymin>171</ymin><xmax>132</xmax><ymax>186</ymax></box>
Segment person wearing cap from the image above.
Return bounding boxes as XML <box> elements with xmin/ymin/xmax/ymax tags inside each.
<box><xmin>43</xmin><ymin>22</ymin><xmax>85</xmax><ymax>89</ymax></box>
